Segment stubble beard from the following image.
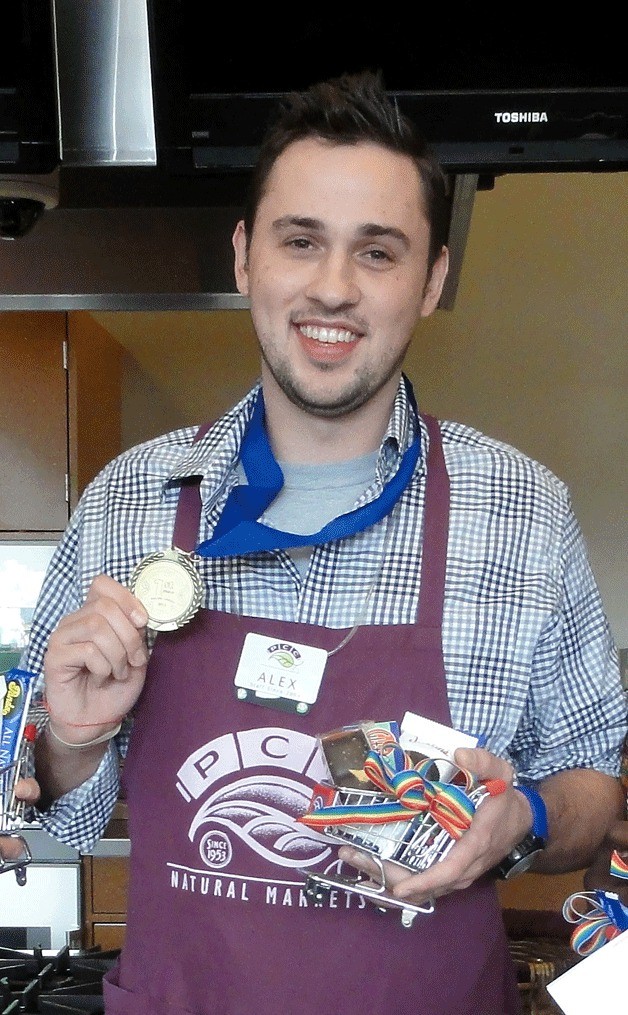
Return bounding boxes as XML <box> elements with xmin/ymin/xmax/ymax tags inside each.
<box><xmin>258</xmin><ymin>339</ymin><xmax>411</xmax><ymax>420</ymax></box>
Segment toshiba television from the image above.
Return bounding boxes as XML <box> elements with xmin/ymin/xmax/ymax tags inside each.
<box><xmin>147</xmin><ymin>3</ymin><xmax>628</xmax><ymax>181</ymax></box>
<box><xmin>0</xmin><ymin>0</ymin><xmax>59</xmax><ymax>174</ymax></box>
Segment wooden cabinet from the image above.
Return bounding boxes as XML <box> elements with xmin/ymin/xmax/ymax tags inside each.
<box><xmin>92</xmin><ymin>922</ymin><xmax>128</xmax><ymax>951</ymax></box>
<box><xmin>0</xmin><ymin>310</ymin><xmax>122</xmax><ymax>532</ymax></box>
<box><xmin>66</xmin><ymin>311</ymin><xmax>123</xmax><ymax>511</ymax></box>
<box><xmin>497</xmin><ymin>869</ymin><xmax>585</xmax><ymax>914</ymax></box>
<box><xmin>81</xmin><ymin>855</ymin><xmax>128</xmax><ymax>950</ymax></box>
<box><xmin>0</xmin><ymin>309</ymin><xmax>124</xmax><ymax>947</ymax></box>
<box><xmin>81</xmin><ymin>801</ymin><xmax>130</xmax><ymax>949</ymax></box>
<box><xmin>497</xmin><ymin>868</ymin><xmax>585</xmax><ymax>938</ymax></box>
<box><xmin>0</xmin><ymin>312</ymin><xmax>68</xmax><ymax>531</ymax></box>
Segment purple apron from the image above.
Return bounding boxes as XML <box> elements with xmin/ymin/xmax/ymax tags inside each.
<box><xmin>103</xmin><ymin>416</ymin><xmax>521</xmax><ymax>1015</ymax></box>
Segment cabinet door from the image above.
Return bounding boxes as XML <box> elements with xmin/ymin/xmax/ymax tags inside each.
<box><xmin>0</xmin><ymin>312</ymin><xmax>68</xmax><ymax>530</ymax></box>
<box><xmin>89</xmin><ymin>856</ymin><xmax>129</xmax><ymax>914</ymax></box>
<box><xmin>66</xmin><ymin>312</ymin><xmax>122</xmax><ymax>509</ymax></box>
<box><xmin>92</xmin><ymin>923</ymin><xmax>126</xmax><ymax>950</ymax></box>
<box><xmin>81</xmin><ymin>855</ymin><xmax>129</xmax><ymax>950</ymax></box>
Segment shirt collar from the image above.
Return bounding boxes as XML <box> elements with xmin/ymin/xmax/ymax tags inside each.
<box><xmin>378</xmin><ymin>373</ymin><xmax>422</xmax><ymax>482</ymax></box>
<box><xmin>165</xmin><ymin>383</ymin><xmax>260</xmax><ymax>488</ymax></box>
<box><xmin>165</xmin><ymin>374</ymin><xmax>422</xmax><ymax>493</ymax></box>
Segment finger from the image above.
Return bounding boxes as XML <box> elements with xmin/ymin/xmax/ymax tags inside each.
<box><xmin>85</xmin><ymin>573</ymin><xmax>148</xmax><ymax>628</ymax></box>
<box><xmin>337</xmin><ymin>847</ymin><xmax>437</xmax><ymax>905</ymax></box>
<box><xmin>46</xmin><ymin>637</ymin><xmax>134</xmax><ymax>685</ymax></box>
<box><xmin>52</xmin><ymin>601</ymin><xmax>148</xmax><ymax>676</ymax></box>
<box><xmin>454</xmin><ymin>746</ymin><xmax>514</xmax><ymax>782</ymax></box>
<box><xmin>389</xmin><ymin>828</ymin><xmax>488</xmax><ymax>901</ymax></box>
<box><xmin>13</xmin><ymin>777</ymin><xmax>40</xmax><ymax>804</ymax></box>
<box><xmin>337</xmin><ymin>847</ymin><xmax>419</xmax><ymax>899</ymax></box>
<box><xmin>392</xmin><ymin>854</ymin><xmax>475</xmax><ymax>901</ymax></box>
<box><xmin>338</xmin><ymin>846</ymin><xmax>386</xmax><ymax>883</ymax></box>
<box><xmin>0</xmin><ymin>836</ymin><xmax>28</xmax><ymax>862</ymax></box>
<box><xmin>60</xmin><ymin>590</ymin><xmax>148</xmax><ymax>651</ymax></box>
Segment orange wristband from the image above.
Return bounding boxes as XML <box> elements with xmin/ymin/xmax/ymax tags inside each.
<box><xmin>42</xmin><ymin>697</ymin><xmax>125</xmax><ymax>729</ymax></box>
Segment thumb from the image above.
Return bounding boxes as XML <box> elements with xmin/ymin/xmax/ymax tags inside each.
<box><xmin>454</xmin><ymin>746</ymin><xmax>514</xmax><ymax>783</ymax></box>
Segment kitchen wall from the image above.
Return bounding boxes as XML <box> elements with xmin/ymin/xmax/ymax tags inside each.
<box><xmin>91</xmin><ymin>171</ymin><xmax>628</xmax><ymax>645</ymax></box>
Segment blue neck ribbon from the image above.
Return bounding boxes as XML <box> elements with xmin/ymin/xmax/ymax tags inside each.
<box><xmin>195</xmin><ymin>385</ymin><xmax>421</xmax><ymax>558</ymax></box>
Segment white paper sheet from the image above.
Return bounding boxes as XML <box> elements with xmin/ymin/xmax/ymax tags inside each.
<box><xmin>546</xmin><ymin>928</ymin><xmax>628</xmax><ymax>1014</ymax></box>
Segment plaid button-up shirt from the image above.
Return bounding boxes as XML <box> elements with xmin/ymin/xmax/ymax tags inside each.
<box><xmin>23</xmin><ymin>377</ymin><xmax>627</xmax><ymax>851</ymax></box>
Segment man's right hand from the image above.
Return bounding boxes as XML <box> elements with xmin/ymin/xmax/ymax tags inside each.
<box><xmin>43</xmin><ymin>574</ymin><xmax>149</xmax><ymax>746</ymax></box>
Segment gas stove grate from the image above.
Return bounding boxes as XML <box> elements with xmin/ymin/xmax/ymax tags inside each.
<box><xmin>0</xmin><ymin>944</ymin><xmax>120</xmax><ymax>1014</ymax></box>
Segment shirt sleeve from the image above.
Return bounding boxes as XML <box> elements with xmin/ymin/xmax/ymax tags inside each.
<box><xmin>20</xmin><ymin>497</ymin><xmax>128</xmax><ymax>851</ymax></box>
<box><xmin>36</xmin><ymin>737</ymin><xmax>123</xmax><ymax>852</ymax></box>
<box><xmin>510</xmin><ymin>501</ymin><xmax>628</xmax><ymax>781</ymax></box>
<box><xmin>24</xmin><ymin>698</ymin><xmax>131</xmax><ymax>852</ymax></box>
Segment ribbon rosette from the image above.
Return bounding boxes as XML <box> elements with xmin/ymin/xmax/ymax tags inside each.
<box><xmin>300</xmin><ymin>743</ymin><xmax>503</xmax><ymax>841</ymax></box>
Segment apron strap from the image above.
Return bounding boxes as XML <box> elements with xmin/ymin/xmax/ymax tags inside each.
<box><xmin>418</xmin><ymin>414</ymin><xmax>450</xmax><ymax>631</ymax></box>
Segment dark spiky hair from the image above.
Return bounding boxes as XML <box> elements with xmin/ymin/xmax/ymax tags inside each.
<box><xmin>243</xmin><ymin>70</ymin><xmax>449</xmax><ymax>268</ymax></box>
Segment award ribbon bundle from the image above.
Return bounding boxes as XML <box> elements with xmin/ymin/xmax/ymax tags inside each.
<box><xmin>562</xmin><ymin>885</ymin><xmax>628</xmax><ymax>956</ymax></box>
<box><xmin>562</xmin><ymin>850</ymin><xmax>628</xmax><ymax>956</ymax></box>
<box><xmin>298</xmin><ymin>717</ymin><xmax>504</xmax><ymax>927</ymax></box>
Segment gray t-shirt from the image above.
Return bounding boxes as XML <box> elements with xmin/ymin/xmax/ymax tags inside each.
<box><xmin>238</xmin><ymin>452</ymin><xmax>378</xmax><ymax>577</ymax></box>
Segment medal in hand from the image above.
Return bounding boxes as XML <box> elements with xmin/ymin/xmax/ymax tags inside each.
<box><xmin>129</xmin><ymin>548</ymin><xmax>203</xmax><ymax>632</ymax></box>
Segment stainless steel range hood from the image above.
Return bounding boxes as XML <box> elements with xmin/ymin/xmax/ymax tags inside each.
<box><xmin>0</xmin><ymin>0</ymin><xmax>475</xmax><ymax>312</ymax></box>
<box><xmin>0</xmin><ymin>178</ymin><xmax>476</xmax><ymax>312</ymax></box>
<box><xmin>0</xmin><ymin>203</ymin><xmax>246</xmax><ymax>311</ymax></box>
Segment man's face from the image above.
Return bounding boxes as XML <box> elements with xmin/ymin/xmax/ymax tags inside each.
<box><xmin>233</xmin><ymin>138</ymin><xmax>447</xmax><ymax>419</ymax></box>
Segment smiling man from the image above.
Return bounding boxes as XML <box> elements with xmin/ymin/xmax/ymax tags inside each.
<box><xmin>23</xmin><ymin>71</ymin><xmax>626</xmax><ymax>1015</ymax></box>
<box><xmin>232</xmin><ymin>137</ymin><xmax>447</xmax><ymax>437</ymax></box>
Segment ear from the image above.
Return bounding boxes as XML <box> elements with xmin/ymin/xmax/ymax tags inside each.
<box><xmin>232</xmin><ymin>220</ymin><xmax>250</xmax><ymax>297</ymax></box>
<box><xmin>420</xmin><ymin>246</ymin><xmax>449</xmax><ymax>318</ymax></box>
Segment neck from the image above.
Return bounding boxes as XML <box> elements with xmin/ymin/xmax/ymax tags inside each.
<box><xmin>260</xmin><ymin>372</ymin><xmax>400</xmax><ymax>464</ymax></box>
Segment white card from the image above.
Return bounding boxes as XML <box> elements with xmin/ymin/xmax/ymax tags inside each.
<box><xmin>546</xmin><ymin>928</ymin><xmax>628</xmax><ymax>1013</ymax></box>
<box><xmin>399</xmin><ymin>711</ymin><xmax>478</xmax><ymax>780</ymax></box>
<box><xmin>234</xmin><ymin>632</ymin><xmax>327</xmax><ymax>705</ymax></box>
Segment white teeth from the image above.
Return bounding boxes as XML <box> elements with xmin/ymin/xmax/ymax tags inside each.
<box><xmin>300</xmin><ymin>325</ymin><xmax>356</xmax><ymax>344</ymax></box>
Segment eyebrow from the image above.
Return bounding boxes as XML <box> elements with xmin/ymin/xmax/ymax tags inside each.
<box><xmin>358</xmin><ymin>223</ymin><xmax>411</xmax><ymax>249</ymax></box>
<box><xmin>272</xmin><ymin>216</ymin><xmax>411</xmax><ymax>249</ymax></box>
<box><xmin>272</xmin><ymin>215</ymin><xmax>323</xmax><ymax>232</ymax></box>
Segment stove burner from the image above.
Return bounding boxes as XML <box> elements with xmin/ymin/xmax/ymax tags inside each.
<box><xmin>0</xmin><ymin>945</ymin><xmax>120</xmax><ymax>1013</ymax></box>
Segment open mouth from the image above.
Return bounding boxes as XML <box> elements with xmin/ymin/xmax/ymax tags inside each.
<box><xmin>298</xmin><ymin>324</ymin><xmax>359</xmax><ymax>345</ymax></box>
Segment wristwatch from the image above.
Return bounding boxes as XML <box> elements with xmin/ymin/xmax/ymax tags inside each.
<box><xmin>493</xmin><ymin>784</ymin><xmax>548</xmax><ymax>880</ymax></box>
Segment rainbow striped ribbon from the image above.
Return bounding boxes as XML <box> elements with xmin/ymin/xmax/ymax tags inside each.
<box><xmin>563</xmin><ymin>890</ymin><xmax>628</xmax><ymax>956</ymax></box>
<box><xmin>300</xmin><ymin>747</ymin><xmax>478</xmax><ymax>841</ymax></box>
<box><xmin>609</xmin><ymin>848</ymin><xmax>628</xmax><ymax>879</ymax></box>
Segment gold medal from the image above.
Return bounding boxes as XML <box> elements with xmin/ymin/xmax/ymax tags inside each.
<box><xmin>129</xmin><ymin>548</ymin><xmax>203</xmax><ymax>632</ymax></box>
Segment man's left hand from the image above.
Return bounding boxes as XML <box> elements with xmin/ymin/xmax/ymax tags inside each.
<box><xmin>337</xmin><ymin>747</ymin><xmax>533</xmax><ymax>906</ymax></box>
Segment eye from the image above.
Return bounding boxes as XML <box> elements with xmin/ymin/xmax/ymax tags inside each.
<box><xmin>367</xmin><ymin>248</ymin><xmax>392</xmax><ymax>260</ymax></box>
<box><xmin>362</xmin><ymin>246</ymin><xmax>395</xmax><ymax>266</ymax></box>
<box><xmin>286</xmin><ymin>235</ymin><xmax>315</xmax><ymax>251</ymax></box>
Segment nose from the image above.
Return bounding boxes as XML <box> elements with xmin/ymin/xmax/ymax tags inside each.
<box><xmin>304</xmin><ymin>251</ymin><xmax>360</xmax><ymax>309</ymax></box>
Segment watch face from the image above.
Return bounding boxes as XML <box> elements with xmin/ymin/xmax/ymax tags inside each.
<box><xmin>493</xmin><ymin>834</ymin><xmax>547</xmax><ymax>880</ymax></box>
<box><xmin>500</xmin><ymin>848</ymin><xmax>544</xmax><ymax>879</ymax></box>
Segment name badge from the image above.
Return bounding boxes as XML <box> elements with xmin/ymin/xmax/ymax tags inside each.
<box><xmin>234</xmin><ymin>633</ymin><xmax>327</xmax><ymax>715</ymax></box>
